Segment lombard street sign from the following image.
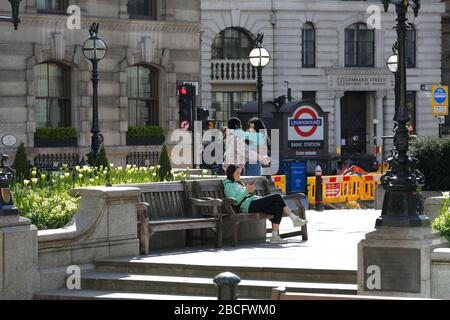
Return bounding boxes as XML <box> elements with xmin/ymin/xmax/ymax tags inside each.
<box><xmin>327</xmin><ymin>69</ymin><xmax>394</xmax><ymax>91</ymax></box>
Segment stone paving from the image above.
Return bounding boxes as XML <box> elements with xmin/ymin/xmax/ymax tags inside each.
<box><xmin>131</xmin><ymin>209</ymin><xmax>381</xmax><ymax>272</ymax></box>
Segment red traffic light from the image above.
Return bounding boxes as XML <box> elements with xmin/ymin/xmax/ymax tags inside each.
<box><xmin>180</xmin><ymin>86</ymin><xmax>188</xmax><ymax>96</ymax></box>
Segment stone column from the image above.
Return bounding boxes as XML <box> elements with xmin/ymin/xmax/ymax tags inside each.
<box><xmin>334</xmin><ymin>91</ymin><xmax>345</xmax><ymax>155</ymax></box>
<box><xmin>375</xmin><ymin>92</ymin><xmax>386</xmax><ymax>162</ymax></box>
<box><xmin>0</xmin><ymin>215</ymin><xmax>39</xmax><ymax>300</ymax></box>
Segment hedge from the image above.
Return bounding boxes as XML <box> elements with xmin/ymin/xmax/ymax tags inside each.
<box><xmin>35</xmin><ymin>127</ymin><xmax>77</xmax><ymax>140</ymax></box>
<box><xmin>127</xmin><ymin>126</ymin><xmax>165</xmax><ymax>138</ymax></box>
<box><xmin>411</xmin><ymin>136</ymin><xmax>450</xmax><ymax>191</ymax></box>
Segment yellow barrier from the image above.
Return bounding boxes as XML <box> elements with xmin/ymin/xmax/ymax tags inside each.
<box><xmin>308</xmin><ymin>174</ymin><xmax>381</xmax><ymax>205</ymax></box>
<box><xmin>272</xmin><ymin>175</ymin><xmax>286</xmax><ymax>194</ymax></box>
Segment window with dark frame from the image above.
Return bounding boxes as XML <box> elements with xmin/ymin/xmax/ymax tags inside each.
<box><xmin>211</xmin><ymin>91</ymin><xmax>256</xmax><ymax>129</ymax></box>
<box><xmin>34</xmin><ymin>62</ymin><xmax>71</xmax><ymax>128</ymax></box>
<box><xmin>36</xmin><ymin>0</ymin><xmax>68</xmax><ymax>14</ymax></box>
<box><xmin>128</xmin><ymin>65</ymin><xmax>159</xmax><ymax>126</ymax></box>
<box><xmin>345</xmin><ymin>23</ymin><xmax>374</xmax><ymax>67</ymax></box>
<box><xmin>211</xmin><ymin>28</ymin><xmax>254</xmax><ymax>60</ymax></box>
<box><xmin>128</xmin><ymin>0</ymin><xmax>157</xmax><ymax>20</ymax></box>
<box><xmin>406</xmin><ymin>26</ymin><xmax>416</xmax><ymax>68</ymax></box>
<box><xmin>302</xmin><ymin>22</ymin><xmax>315</xmax><ymax>68</ymax></box>
<box><xmin>302</xmin><ymin>91</ymin><xmax>316</xmax><ymax>102</ymax></box>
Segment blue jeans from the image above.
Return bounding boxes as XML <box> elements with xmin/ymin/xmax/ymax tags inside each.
<box><xmin>245</xmin><ymin>161</ymin><xmax>262</xmax><ymax>176</ymax></box>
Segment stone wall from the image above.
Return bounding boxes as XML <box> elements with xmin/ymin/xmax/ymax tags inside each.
<box><xmin>37</xmin><ymin>186</ymin><xmax>141</xmax><ymax>292</ymax></box>
<box><xmin>0</xmin><ymin>0</ymin><xmax>201</xmax><ymax>163</ymax></box>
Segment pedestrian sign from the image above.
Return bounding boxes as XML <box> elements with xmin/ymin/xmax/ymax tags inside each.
<box><xmin>432</xmin><ymin>85</ymin><xmax>449</xmax><ymax>116</ymax></box>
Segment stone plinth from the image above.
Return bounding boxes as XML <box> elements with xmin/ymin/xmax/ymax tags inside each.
<box><xmin>358</xmin><ymin>226</ymin><xmax>448</xmax><ymax>298</ymax></box>
<box><xmin>0</xmin><ymin>215</ymin><xmax>40</xmax><ymax>300</ymax></box>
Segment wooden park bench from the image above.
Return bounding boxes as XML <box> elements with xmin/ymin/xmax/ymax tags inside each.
<box><xmin>136</xmin><ymin>182</ymin><xmax>223</xmax><ymax>255</ymax></box>
<box><xmin>187</xmin><ymin>177</ymin><xmax>308</xmax><ymax>246</ymax></box>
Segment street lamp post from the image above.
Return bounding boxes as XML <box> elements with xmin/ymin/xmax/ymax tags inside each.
<box><xmin>249</xmin><ymin>33</ymin><xmax>271</xmax><ymax>119</ymax></box>
<box><xmin>378</xmin><ymin>0</ymin><xmax>429</xmax><ymax>228</ymax></box>
<box><xmin>0</xmin><ymin>0</ymin><xmax>22</xmax><ymax>30</ymax></box>
<box><xmin>82</xmin><ymin>23</ymin><xmax>107</xmax><ymax>163</ymax></box>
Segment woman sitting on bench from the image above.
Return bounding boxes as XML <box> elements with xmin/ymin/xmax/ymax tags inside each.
<box><xmin>223</xmin><ymin>164</ymin><xmax>307</xmax><ymax>244</ymax></box>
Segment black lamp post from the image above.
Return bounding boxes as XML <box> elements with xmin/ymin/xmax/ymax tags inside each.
<box><xmin>0</xmin><ymin>0</ymin><xmax>22</xmax><ymax>30</ymax></box>
<box><xmin>249</xmin><ymin>33</ymin><xmax>271</xmax><ymax>119</ymax></box>
<box><xmin>377</xmin><ymin>0</ymin><xmax>429</xmax><ymax>228</ymax></box>
<box><xmin>82</xmin><ymin>23</ymin><xmax>107</xmax><ymax>163</ymax></box>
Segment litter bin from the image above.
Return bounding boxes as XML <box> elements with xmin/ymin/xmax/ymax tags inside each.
<box><xmin>281</xmin><ymin>159</ymin><xmax>307</xmax><ymax>194</ymax></box>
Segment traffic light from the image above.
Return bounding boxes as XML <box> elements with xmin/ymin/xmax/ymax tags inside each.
<box><xmin>197</xmin><ymin>107</ymin><xmax>216</xmax><ymax>131</ymax></box>
<box><xmin>178</xmin><ymin>84</ymin><xmax>194</xmax><ymax>130</ymax></box>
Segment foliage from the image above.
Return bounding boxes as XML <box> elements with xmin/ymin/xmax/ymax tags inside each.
<box><xmin>11</xmin><ymin>163</ymin><xmax>190</xmax><ymax>230</ymax></box>
<box><xmin>432</xmin><ymin>192</ymin><xmax>450</xmax><ymax>243</ymax></box>
<box><xmin>127</xmin><ymin>126</ymin><xmax>165</xmax><ymax>138</ymax></box>
<box><xmin>35</xmin><ymin>127</ymin><xmax>77</xmax><ymax>140</ymax></box>
<box><xmin>158</xmin><ymin>144</ymin><xmax>172</xmax><ymax>181</ymax></box>
<box><xmin>12</xmin><ymin>142</ymin><xmax>30</xmax><ymax>182</ymax></box>
<box><xmin>87</xmin><ymin>145</ymin><xmax>109</xmax><ymax>168</ymax></box>
<box><xmin>411</xmin><ymin>136</ymin><xmax>450</xmax><ymax>191</ymax></box>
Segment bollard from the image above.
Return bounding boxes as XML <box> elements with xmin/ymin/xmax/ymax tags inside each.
<box><xmin>315</xmin><ymin>165</ymin><xmax>324</xmax><ymax>211</ymax></box>
<box><xmin>213</xmin><ymin>272</ymin><xmax>241</xmax><ymax>300</ymax></box>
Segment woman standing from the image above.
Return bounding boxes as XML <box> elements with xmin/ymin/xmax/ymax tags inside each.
<box><xmin>223</xmin><ymin>117</ymin><xmax>246</xmax><ymax>173</ymax></box>
<box><xmin>223</xmin><ymin>165</ymin><xmax>307</xmax><ymax>244</ymax></box>
<box><xmin>228</xmin><ymin>118</ymin><xmax>270</xmax><ymax>176</ymax></box>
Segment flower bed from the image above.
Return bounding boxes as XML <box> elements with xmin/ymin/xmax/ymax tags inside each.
<box><xmin>433</xmin><ymin>192</ymin><xmax>450</xmax><ymax>243</ymax></box>
<box><xmin>11</xmin><ymin>164</ymin><xmax>206</xmax><ymax>230</ymax></box>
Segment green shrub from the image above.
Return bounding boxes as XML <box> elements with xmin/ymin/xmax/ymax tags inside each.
<box><xmin>158</xmin><ymin>144</ymin><xmax>172</xmax><ymax>181</ymax></box>
<box><xmin>411</xmin><ymin>136</ymin><xmax>450</xmax><ymax>191</ymax></box>
<box><xmin>35</xmin><ymin>127</ymin><xmax>77</xmax><ymax>140</ymax></box>
<box><xmin>127</xmin><ymin>126</ymin><xmax>165</xmax><ymax>138</ymax></box>
<box><xmin>432</xmin><ymin>193</ymin><xmax>450</xmax><ymax>243</ymax></box>
<box><xmin>12</xmin><ymin>142</ymin><xmax>30</xmax><ymax>182</ymax></box>
<box><xmin>87</xmin><ymin>145</ymin><xmax>109</xmax><ymax>168</ymax></box>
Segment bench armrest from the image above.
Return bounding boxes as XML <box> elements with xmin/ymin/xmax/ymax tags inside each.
<box><xmin>223</xmin><ymin>198</ymin><xmax>238</xmax><ymax>215</ymax></box>
<box><xmin>282</xmin><ymin>193</ymin><xmax>306</xmax><ymax>201</ymax></box>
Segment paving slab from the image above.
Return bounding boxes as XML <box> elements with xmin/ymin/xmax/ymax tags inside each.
<box><xmin>107</xmin><ymin>209</ymin><xmax>381</xmax><ymax>272</ymax></box>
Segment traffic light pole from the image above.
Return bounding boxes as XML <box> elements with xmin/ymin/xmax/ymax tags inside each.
<box><xmin>191</xmin><ymin>86</ymin><xmax>197</xmax><ymax>169</ymax></box>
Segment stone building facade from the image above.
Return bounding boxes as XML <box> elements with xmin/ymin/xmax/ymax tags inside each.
<box><xmin>442</xmin><ymin>0</ymin><xmax>450</xmax><ymax>135</ymax></box>
<box><xmin>201</xmin><ymin>0</ymin><xmax>445</xmax><ymax>160</ymax></box>
<box><xmin>0</xmin><ymin>0</ymin><xmax>200</xmax><ymax>165</ymax></box>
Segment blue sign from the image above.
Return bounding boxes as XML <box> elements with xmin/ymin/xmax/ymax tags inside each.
<box><xmin>434</xmin><ymin>88</ymin><xmax>447</xmax><ymax>104</ymax></box>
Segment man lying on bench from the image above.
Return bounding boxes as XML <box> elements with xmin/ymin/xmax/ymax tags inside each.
<box><xmin>223</xmin><ymin>164</ymin><xmax>308</xmax><ymax>244</ymax></box>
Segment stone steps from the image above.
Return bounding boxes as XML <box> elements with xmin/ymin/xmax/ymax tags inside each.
<box><xmin>94</xmin><ymin>259</ymin><xmax>357</xmax><ymax>284</ymax></box>
<box><xmin>36</xmin><ymin>257</ymin><xmax>358</xmax><ymax>300</ymax></box>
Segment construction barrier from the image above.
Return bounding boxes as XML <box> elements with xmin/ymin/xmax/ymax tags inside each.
<box><xmin>272</xmin><ymin>175</ymin><xmax>286</xmax><ymax>194</ymax></box>
<box><xmin>308</xmin><ymin>174</ymin><xmax>382</xmax><ymax>205</ymax></box>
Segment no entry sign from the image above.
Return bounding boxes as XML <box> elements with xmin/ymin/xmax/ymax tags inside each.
<box><xmin>288</xmin><ymin>105</ymin><xmax>324</xmax><ymax>141</ymax></box>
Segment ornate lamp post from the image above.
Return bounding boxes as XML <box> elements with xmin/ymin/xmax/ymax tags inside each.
<box><xmin>0</xmin><ymin>0</ymin><xmax>22</xmax><ymax>30</ymax></box>
<box><xmin>249</xmin><ymin>33</ymin><xmax>271</xmax><ymax>119</ymax></box>
<box><xmin>378</xmin><ymin>0</ymin><xmax>429</xmax><ymax>228</ymax></box>
<box><xmin>82</xmin><ymin>23</ymin><xmax>107</xmax><ymax>162</ymax></box>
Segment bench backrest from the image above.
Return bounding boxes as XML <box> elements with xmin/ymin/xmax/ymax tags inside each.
<box><xmin>187</xmin><ymin>177</ymin><xmax>277</xmax><ymax>215</ymax></box>
<box><xmin>133</xmin><ymin>182</ymin><xmax>190</xmax><ymax>220</ymax></box>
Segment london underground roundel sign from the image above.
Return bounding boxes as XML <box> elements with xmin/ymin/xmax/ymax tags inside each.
<box><xmin>288</xmin><ymin>105</ymin><xmax>324</xmax><ymax>141</ymax></box>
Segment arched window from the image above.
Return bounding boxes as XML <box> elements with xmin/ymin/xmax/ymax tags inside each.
<box><xmin>212</xmin><ymin>28</ymin><xmax>254</xmax><ymax>60</ymax></box>
<box><xmin>406</xmin><ymin>26</ymin><xmax>416</xmax><ymax>68</ymax></box>
<box><xmin>302</xmin><ymin>22</ymin><xmax>315</xmax><ymax>67</ymax></box>
<box><xmin>345</xmin><ymin>23</ymin><xmax>374</xmax><ymax>67</ymax></box>
<box><xmin>34</xmin><ymin>62</ymin><xmax>71</xmax><ymax>128</ymax></box>
<box><xmin>128</xmin><ymin>65</ymin><xmax>159</xmax><ymax>126</ymax></box>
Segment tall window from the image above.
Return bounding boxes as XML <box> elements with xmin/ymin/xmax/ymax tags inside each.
<box><xmin>128</xmin><ymin>65</ymin><xmax>159</xmax><ymax>126</ymax></box>
<box><xmin>36</xmin><ymin>0</ymin><xmax>68</xmax><ymax>13</ymax></box>
<box><xmin>345</xmin><ymin>23</ymin><xmax>374</xmax><ymax>67</ymax></box>
<box><xmin>212</xmin><ymin>28</ymin><xmax>254</xmax><ymax>60</ymax></box>
<box><xmin>128</xmin><ymin>0</ymin><xmax>157</xmax><ymax>20</ymax></box>
<box><xmin>34</xmin><ymin>63</ymin><xmax>71</xmax><ymax>128</ymax></box>
<box><xmin>407</xmin><ymin>91</ymin><xmax>416</xmax><ymax>133</ymax></box>
<box><xmin>302</xmin><ymin>22</ymin><xmax>315</xmax><ymax>67</ymax></box>
<box><xmin>406</xmin><ymin>26</ymin><xmax>416</xmax><ymax>68</ymax></box>
<box><xmin>211</xmin><ymin>91</ymin><xmax>256</xmax><ymax>128</ymax></box>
